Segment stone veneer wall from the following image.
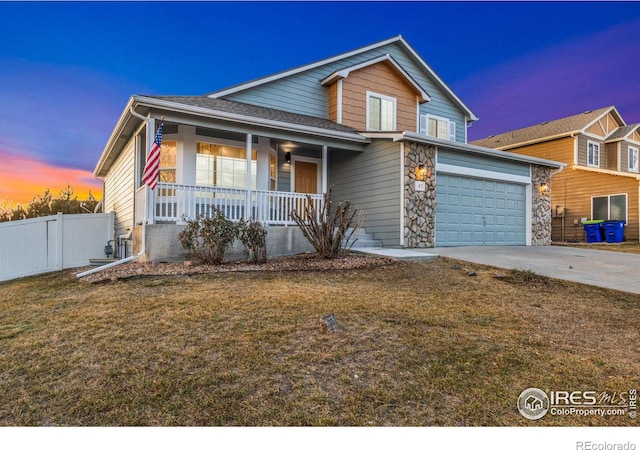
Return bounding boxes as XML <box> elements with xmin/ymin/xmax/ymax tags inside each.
<box><xmin>531</xmin><ymin>165</ymin><xmax>552</xmax><ymax>245</ymax></box>
<box><xmin>404</xmin><ymin>142</ymin><xmax>437</xmax><ymax>247</ymax></box>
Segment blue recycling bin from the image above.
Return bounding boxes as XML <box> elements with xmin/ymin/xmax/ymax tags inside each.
<box><xmin>583</xmin><ymin>220</ymin><xmax>604</xmax><ymax>243</ymax></box>
<box><xmin>602</xmin><ymin>220</ymin><xmax>625</xmax><ymax>243</ymax></box>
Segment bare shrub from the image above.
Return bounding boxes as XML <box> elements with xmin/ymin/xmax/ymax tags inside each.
<box><xmin>290</xmin><ymin>188</ymin><xmax>364</xmax><ymax>259</ymax></box>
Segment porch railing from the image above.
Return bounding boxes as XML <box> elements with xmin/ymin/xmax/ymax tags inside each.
<box><xmin>153</xmin><ymin>183</ymin><xmax>323</xmax><ymax>225</ymax></box>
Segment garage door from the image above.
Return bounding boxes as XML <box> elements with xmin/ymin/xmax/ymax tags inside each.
<box><xmin>436</xmin><ymin>174</ymin><xmax>527</xmax><ymax>246</ymax></box>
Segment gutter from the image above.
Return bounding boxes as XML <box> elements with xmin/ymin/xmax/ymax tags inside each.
<box><xmin>76</xmin><ymin>218</ymin><xmax>148</xmax><ymax>278</ymax></box>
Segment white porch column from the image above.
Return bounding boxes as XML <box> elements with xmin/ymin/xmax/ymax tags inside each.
<box><xmin>322</xmin><ymin>145</ymin><xmax>328</xmax><ymax>194</ymax></box>
<box><xmin>246</xmin><ymin>133</ymin><xmax>253</xmax><ymax>219</ymax></box>
<box><xmin>146</xmin><ymin>117</ymin><xmax>156</xmax><ymax>224</ymax></box>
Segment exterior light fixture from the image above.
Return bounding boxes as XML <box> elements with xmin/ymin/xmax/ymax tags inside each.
<box><xmin>416</xmin><ymin>164</ymin><xmax>427</xmax><ymax>181</ymax></box>
<box><xmin>538</xmin><ymin>182</ymin><xmax>550</xmax><ymax>195</ymax></box>
<box><xmin>285</xmin><ymin>152</ymin><xmax>291</xmax><ymax>163</ymax></box>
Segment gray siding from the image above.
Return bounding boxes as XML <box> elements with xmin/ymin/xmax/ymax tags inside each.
<box><xmin>577</xmin><ymin>134</ymin><xmax>605</xmax><ymax>167</ymax></box>
<box><xmin>329</xmin><ymin>140</ymin><xmax>401</xmax><ymax>247</ymax></box>
<box><xmin>437</xmin><ymin>149</ymin><xmax>530</xmax><ymax>177</ymax></box>
<box><xmin>104</xmin><ymin>139</ymin><xmax>136</xmax><ymax>238</ymax></box>
<box><xmin>223</xmin><ymin>41</ymin><xmax>470</xmax><ymax>142</ymax></box>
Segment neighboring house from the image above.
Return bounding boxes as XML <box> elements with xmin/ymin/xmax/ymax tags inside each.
<box><xmin>472</xmin><ymin>106</ymin><xmax>640</xmax><ymax>242</ymax></box>
<box><xmin>94</xmin><ymin>35</ymin><xmax>563</xmax><ymax>261</ymax></box>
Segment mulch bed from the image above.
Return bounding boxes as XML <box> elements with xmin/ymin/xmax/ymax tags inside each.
<box><xmin>74</xmin><ymin>252</ymin><xmax>399</xmax><ymax>284</ymax></box>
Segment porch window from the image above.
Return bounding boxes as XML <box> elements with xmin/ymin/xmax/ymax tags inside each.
<box><xmin>367</xmin><ymin>91</ymin><xmax>396</xmax><ymax>131</ymax></box>
<box><xmin>159</xmin><ymin>141</ymin><xmax>177</xmax><ymax>183</ymax></box>
<box><xmin>628</xmin><ymin>146</ymin><xmax>638</xmax><ymax>172</ymax></box>
<box><xmin>592</xmin><ymin>193</ymin><xmax>627</xmax><ymax>222</ymax></box>
<box><xmin>587</xmin><ymin>140</ymin><xmax>600</xmax><ymax>167</ymax></box>
<box><xmin>196</xmin><ymin>142</ymin><xmax>257</xmax><ymax>189</ymax></box>
<box><xmin>419</xmin><ymin>114</ymin><xmax>456</xmax><ymax>141</ymax></box>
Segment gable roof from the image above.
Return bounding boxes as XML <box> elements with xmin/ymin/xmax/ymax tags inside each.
<box><xmin>471</xmin><ymin>106</ymin><xmax>622</xmax><ymax>150</ymax></box>
<box><xmin>208</xmin><ymin>35</ymin><xmax>477</xmax><ymax>121</ymax></box>
<box><xmin>606</xmin><ymin>124</ymin><xmax>640</xmax><ymax>142</ymax></box>
<box><xmin>319</xmin><ymin>54</ymin><xmax>430</xmax><ymax>103</ymax></box>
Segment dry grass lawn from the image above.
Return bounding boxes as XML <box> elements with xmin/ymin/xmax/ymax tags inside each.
<box><xmin>0</xmin><ymin>255</ymin><xmax>638</xmax><ymax>426</ymax></box>
<box><xmin>554</xmin><ymin>240</ymin><xmax>640</xmax><ymax>254</ymax></box>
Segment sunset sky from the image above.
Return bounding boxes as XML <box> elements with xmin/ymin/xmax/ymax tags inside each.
<box><xmin>1</xmin><ymin>1</ymin><xmax>640</xmax><ymax>206</ymax></box>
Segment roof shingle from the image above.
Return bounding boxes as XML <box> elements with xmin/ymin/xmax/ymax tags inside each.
<box><xmin>471</xmin><ymin>106</ymin><xmax>614</xmax><ymax>149</ymax></box>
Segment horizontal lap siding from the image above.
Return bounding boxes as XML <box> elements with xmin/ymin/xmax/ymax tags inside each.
<box><xmin>329</xmin><ymin>141</ymin><xmax>401</xmax><ymax>246</ymax></box>
<box><xmin>223</xmin><ymin>42</ymin><xmax>469</xmax><ymax>142</ymax></box>
<box><xmin>438</xmin><ymin>149</ymin><xmax>530</xmax><ymax>177</ymax></box>
<box><xmin>508</xmin><ymin>136</ymin><xmax>575</xmax><ymax>164</ymax></box>
<box><xmin>104</xmin><ymin>139</ymin><xmax>135</xmax><ymax>238</ymax></box>
<box><xmin>550</xmin><ymin>168</ymin><xmax>639</xmax><ymax>242</ymax></box>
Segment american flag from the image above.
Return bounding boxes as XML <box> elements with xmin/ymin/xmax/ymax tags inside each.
<box><xmin>141</xmin><ymin>120</ymin><xmax>164</xmax><ymax>190</ymax></box>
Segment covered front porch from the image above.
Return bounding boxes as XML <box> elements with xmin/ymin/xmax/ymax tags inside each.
<box><xmin>127</xmin><ymin>103</ymin><xmax>367</xmax><ymax>227</ymax></box>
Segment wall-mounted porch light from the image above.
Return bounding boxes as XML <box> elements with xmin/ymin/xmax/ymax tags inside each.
<box><xmin>285</xmin><ymin>152</ymin><xmax>291</xmax><ymax>163</ymax></box>
<box><xmin>416</xmin><ymin>164</ymin><xmax>427</xmax><ymax>181</ymax></box>
<box><xmin>538</xmin><ymin>182</ymin><xmax>550</xmax><ymax>195</ymax></box>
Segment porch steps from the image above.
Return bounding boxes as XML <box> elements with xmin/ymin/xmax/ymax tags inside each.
<box><xmin>345</xmin><ymin>228</ymin><xmax>383</xmax><ymax>249</ymax></box>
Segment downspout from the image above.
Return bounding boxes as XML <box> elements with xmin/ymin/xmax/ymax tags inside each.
<box><xmin>77</xmin><ymin>105</ymin><xmax>152</xmax><ymax>278</ymax></box>
<box><xmin>76</xmin><ymin>218</ymin><xmax>148</xmax><ymax>278</ymax></box>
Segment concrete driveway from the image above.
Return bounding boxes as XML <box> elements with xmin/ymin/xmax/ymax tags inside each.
<box><xmin>417</xmin><ymin>245</ymin><xmax>640</xmax><ymax>295</ymax></box>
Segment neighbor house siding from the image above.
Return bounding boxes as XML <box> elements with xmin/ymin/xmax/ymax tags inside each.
<box><xmin>339</xmin><ymin>61</ymin><xmax>417</xmax><ymax>132</ymax></box>
<box><xmin>577</xmin><ymin>134</ymin><xmax>606</xmax><ymax>167</ymax></box>
<box><xmin>507</xmin><ymin>136</ymin><xmax>575</xmax><ymax>164</ymax></box>
<box><xmin>104</xmin><ymin>138</ymin><xmax>136</xmax><ymax>238</ymax></box>
<box><xmin>221</xmin><ymin>41</ymin><xmax>469</xmax><ymax>142</ymax></box>
<box><xmin>329</xmin><ymin>141</ymin><xmax>401</xmax><ymax>246</ymax></box>
<box><xmin>605</xmin><ymin>142</ymin><xmax>619</xmax><ymax>171</ymax></box>
<box><xmin>548</xmin><ymin>168</ymin><xmax>639</xmax><ymax>242</ymax></box>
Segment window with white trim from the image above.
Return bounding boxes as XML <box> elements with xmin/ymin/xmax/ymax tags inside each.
<box><xmin>628</xmin><ymin>146</ymin><xmax>638</xmax><ymax>172</ymax></box>
<box><xmin>366</xmin><ymin>92</ymin><xmax>396</xmax><ymax>131</ymax></box>
<box><xmin>587</xmin><ymin>140</ymin><xmax>600</xmax><ymax>167</ymax></box>
<box><xmin>592</xmin><ymin>193</ymin><xmax>627</xmax><ymax>222</ymax></box>
<box><xmin>196</xmin><ymin>142</ymin><xmax>257</xmax><ymax>189</ymax></box>
<box><xmin>419</xmin><ymin>114</ymin><xmax>456</xmax><ymax>141</ymax></box>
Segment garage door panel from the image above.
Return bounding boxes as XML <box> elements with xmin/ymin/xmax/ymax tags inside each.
<box><xmin>436</xmin><ymin>173</ymin><xmax>527</xmax><ymax>246</ymax></box>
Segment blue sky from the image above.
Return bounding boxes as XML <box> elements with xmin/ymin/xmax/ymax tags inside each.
<box><xmin>1</xmin><ymin>1</ymin><xmax>640</xmax><ymax>203</ymax></box>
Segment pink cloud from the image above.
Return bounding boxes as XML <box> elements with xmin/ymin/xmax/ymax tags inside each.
<box><xmin>0</xmin><ymin>149</ymin><xmax>102</xmax><ymax>206</ymax></box>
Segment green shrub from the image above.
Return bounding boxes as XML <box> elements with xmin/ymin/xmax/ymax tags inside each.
<box><xmin>236</xmin><ymin>218</ymin><xmax>267</xmax><ymax>264</ymax></box>
<box><xmin>178</xmin><ymin>209</ymin><xmax>237</xmax><ymax>265</ymax></box>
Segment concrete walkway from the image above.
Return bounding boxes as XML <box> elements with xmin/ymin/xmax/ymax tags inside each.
<box><xmin>413</xmin><ymin>245</ymin><xmax>640</xmax><ymax>295</ymax></box>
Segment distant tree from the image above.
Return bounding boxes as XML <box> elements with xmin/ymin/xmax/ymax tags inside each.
<box><xmin>26</xmin><ymin>188</ymin><xmax>53</xmax><ymax>218</ymax></box>
<box><xmin>0</xmin><ymin>184</ymin><xmax>101</xmax><ymax>221</ymax></box>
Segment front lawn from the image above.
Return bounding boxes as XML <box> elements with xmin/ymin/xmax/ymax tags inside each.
<box><xmin>0</xmin><ymin>256</ymin><xmax>638</xmax><ymax>426</ymax></box>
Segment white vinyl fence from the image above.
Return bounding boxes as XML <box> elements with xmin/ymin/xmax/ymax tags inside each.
<box><xmin>0</xmin><ymin>212</ymin><xmax>114</xmax><ymax>282</ymax></box>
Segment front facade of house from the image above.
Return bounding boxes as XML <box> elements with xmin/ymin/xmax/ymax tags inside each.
<box><xmin>472</xmin><ymin>107</ymin><xmax>640</xmax><ymax>242</ymax></box>
<box><xmin>95</xmin><ymin>36</ymin><xmax>562</xmax><ymax>261</ymax></box>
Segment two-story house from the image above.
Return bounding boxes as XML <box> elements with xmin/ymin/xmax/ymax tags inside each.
<box><xmin>94</xmin><ymin>36</ymin><xmax>562</xmax><ymax>261</ymax></box>
<box><xmin>472</xmin><ymin>106</ymin><xmax>640</xmax><ymax>242</ymax></box>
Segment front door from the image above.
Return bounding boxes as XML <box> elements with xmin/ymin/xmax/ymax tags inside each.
<box><xmin>294</xmin><ymin>161</ymin><xmax>318</xmax><ymax>194</ymax></box>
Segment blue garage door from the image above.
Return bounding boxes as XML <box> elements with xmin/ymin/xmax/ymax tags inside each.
<box><xmin>436</xmin><ymin>174</ymin><xmax>526</xmax><ymax>246</ymax></box>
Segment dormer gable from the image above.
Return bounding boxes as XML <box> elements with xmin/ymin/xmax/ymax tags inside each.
<box><xmin>583</xmin><ymin>109</ymin><xmax>625</xmax><ymax>138</ymax></box>
<box><xmin>321</xmin><ymin>55</ymin><xmax>430</xmax><ymax>132</ymax></box>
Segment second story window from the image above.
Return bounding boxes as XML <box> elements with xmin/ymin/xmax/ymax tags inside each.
<box><xmin>628</xmin><ymin>147</ymin><xmax>639</xmax><ymax>172</ymax></box>
<box><xmin>419</xmin><ymin>114</ymin><xmax>456</xmax><ymax>141</ymax></box>
<box><xmin>367</xmin><ymin>92</ymin><xmax>396</xmax><ymax>131</ymax></box>
<box><xmin>587</xmin><ymin>141</ymin><xmax>600</xmax><ymax>167</ymax></box>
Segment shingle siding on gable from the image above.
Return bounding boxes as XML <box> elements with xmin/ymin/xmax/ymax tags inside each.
<box><xmin>340</xmin><ymin>61</ymin><xmax>417</xmax><ymax>131</ymax></box>
<box><xmin>221</xmin><ymin>42</ymin><xmax>469</xmax><ymax>142</ymax></box>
